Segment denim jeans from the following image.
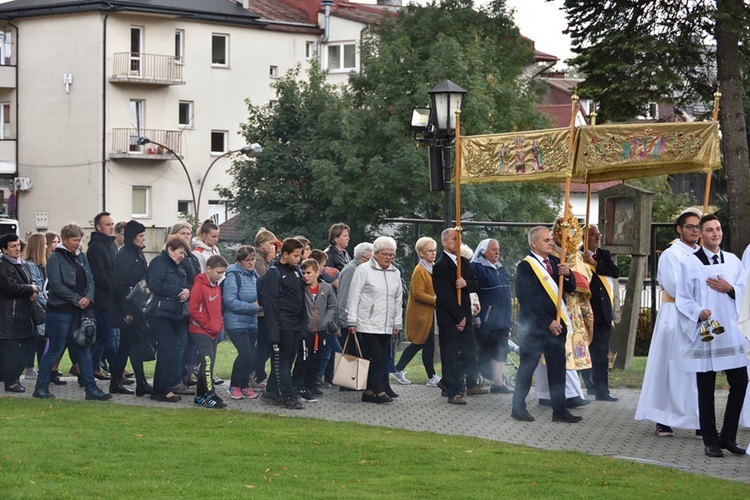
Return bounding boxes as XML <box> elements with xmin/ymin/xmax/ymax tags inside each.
<box><xmin>92</xmin><ymin>310</ymin><xmax>117</xmax><ymax>372</ymax></box>
<box><xmin>36</xmin><ymin>311</ymin><xmax>76</xmax><ymax>390</ymax></box>
<box><xmin>317</xmin><ymin>333</ymin><xmax>342</xmax><ymax>381</ymax></box>
<box><xmin>73</xmin><ymin>341</ymin><xmax>97</xmax><ymax>393</ymax></box>
<box><xmin>226</xmin><ymin>328</ymin><xmax>257</xmax><ymax>388</ymax></box>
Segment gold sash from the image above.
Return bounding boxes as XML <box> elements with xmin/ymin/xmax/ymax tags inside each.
<box><xmin>587</xmin><ymin>262</ymin><xmax>614</xmax><ymax>305</ymax></box>
<box><xmin>524</xmin><ymin>256</ymin><xmax>570</xmax><ymax>329</ymax></box>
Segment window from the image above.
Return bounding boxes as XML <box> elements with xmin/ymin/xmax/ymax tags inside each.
<box><xmin>130</xmin><ymin>26</ymin><xmax>143</xmax><ymax>75</ymax></box>
<box><xmin>132</xmin><ymin>186</ymin><xmax>151</xmax><ymax>217</ymax></box>
<box><xmin>129</xmin><ymin>99</ymin><xmax>145</xmax><ymax>152</ymax></box>
<box><xmin>0</xmin><ymin>32</ymin><xmax>12</xmax><ymax>66</ymax></box>
<box><xmin>177</xmin><ymin>200</ymin><xmax>193</xmax><ymax>215</ymax></box>
<box><xmin>327</xmin><ymin>42</ymin><xmax>356</xmax><ymax>71</ymax></box>
<box><xmin>178</xmin><ymin>101</ymin><xmax>193</xmax><ymax>128</ymax></box>
<box><xmin>211</xmin><ymin>34</ymin><xmax>229</xmax><ymax>66</ymax></box>
<box><xmin>0</xmin><ymin>103</ymin><xmax>10</xmax><ymax>139</ymax></box>
<box><xmin>210</xmin><ymin>130</ymin><xmax>227</xmax><ymax>154</ymax></box>
<box><xmin>269</xmin><ymin>65</ymin><xmax>279</xmax><ymax>78</ymax></box>
<box><xmin>305</xmin><ymin>41</ymin><xmax>315</xmax><ymax>61</ymax></box>
<box><xmin>175</xmin><ymin>29</ymin><xmax>185</xmax><ymax>64</ymax></box>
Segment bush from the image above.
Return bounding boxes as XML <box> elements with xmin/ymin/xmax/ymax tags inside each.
<box><xmin>635</xmin><ymin>307</ymin><xmax>653</xmax><ymax>356</ymax></box>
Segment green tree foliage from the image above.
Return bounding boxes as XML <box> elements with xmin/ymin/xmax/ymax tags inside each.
<box><xmin>560</xmin><ymin>0</ymin><xmax>750</xmax><ymax>253</ymax></box>
<box><xmin>221</xmin><ymin>0</ymin><xmax>561</xmax><ymax>249</ymax></box>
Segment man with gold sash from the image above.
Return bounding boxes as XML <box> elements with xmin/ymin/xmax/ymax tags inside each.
<box><xmin>635</xmin><ymin>210</ymin><xmax>701</xmax><ymax>437</ymax></box>
<box><xmin>582</xmin><ymin>224</ymin><xmax>620</xmax><ymax>401</ymax></box>
<box><xmin>511</xmin><ymin>226</ymin><xmax>581</xmax><ymax>423</ymax></box>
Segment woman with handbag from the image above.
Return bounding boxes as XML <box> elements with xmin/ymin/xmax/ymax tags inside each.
<box><xmin>0</xmin><ymin>233</ymin><xmax>39</xmax><ymax>393</ymax></box>
<box><xmin>111</xmin><ymin>220</ymin><xmax>152</xmax><ymax>396</ymax></box>
<box><xmin>22</xmin><ymin>233</ymin><xmax>55</xmax><ymax>383</ymax></box>
<box><xmin>146</xmin><ymin>234</ymin><xmax>191</xmax><ymax>403</ymax></box>
<box><xmin>33</xmin><ymin>223</ymin><xmax>109</xmax><ymax>400</ymax></box>
<box><xmin>346</xmin><ymin>236</ymin><xmax>403</xmax><ymax>404</ymax></box>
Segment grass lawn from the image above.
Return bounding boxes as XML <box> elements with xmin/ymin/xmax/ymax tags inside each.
<box><xmin>2</xmin><ymin>397</ymin><xmax>749</xmax><ymax>498</ymax></box>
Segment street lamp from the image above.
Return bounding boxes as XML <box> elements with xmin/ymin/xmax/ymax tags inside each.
<box><xmin>136</xmin><ymin>137</ymin><xmax>262</xmax><ymax>221</ymax></box>
<box><xmin>410</xmin><ymin>79</ymin><xmax>467</xmax><ymax>228</ymax></box>
<box><xmin>196</xmin><ymin>143</ymin><xmax>262</xmax><ymax>220</ymax></box>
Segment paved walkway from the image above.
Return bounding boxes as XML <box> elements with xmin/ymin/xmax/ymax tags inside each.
<box><xmin>8</xmin><ymin>377</ymin><xmax>750</xmax><ymax>483</ymax></box>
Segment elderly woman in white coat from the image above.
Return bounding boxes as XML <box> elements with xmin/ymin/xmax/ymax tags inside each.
<box><xmin>347</xmin><ymin>236</ymin><xmax>403</xmax><ymax>404</ymax></box>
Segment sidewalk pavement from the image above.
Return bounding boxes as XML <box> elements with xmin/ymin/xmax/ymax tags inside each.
<box><xmin>8</xmin><ymin>376</ymin><xmax>750</xmax><ymax>483</ymax></box>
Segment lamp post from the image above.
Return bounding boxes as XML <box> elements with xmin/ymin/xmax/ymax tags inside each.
<box><xmin>137</xmin><ymin>137</ymin><xmax>262</xmax><ymax>221</ymax></box>
<box><xmin>196</xmin><ymin>144</ymin><xmax>262</xmax><ymax>220</ymax></box>
<box><xmin>410</xmin><ymin>80</ymin><xmax>467</xmax><ymax>228</ymax></box>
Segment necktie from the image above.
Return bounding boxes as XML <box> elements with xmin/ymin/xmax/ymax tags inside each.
<box><xmin>543</xmin><ymin>258</ymin><xmax>554</xmax><ymax>276</ymax></box>
<box><xmin>712</xmin><ymin>254</ymin><xmax>719</xmax><ymax>265</ymax></box>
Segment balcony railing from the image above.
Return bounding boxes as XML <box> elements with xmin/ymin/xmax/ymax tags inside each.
<box><xmin>110</xmin><ymin>128</ymin><xmax>183</xmax><ymax>159</ymax></box>
<box><xmin>110</xmin><ymin>52</ymin><xmax>184</xmax><ymax>85</ymax></box>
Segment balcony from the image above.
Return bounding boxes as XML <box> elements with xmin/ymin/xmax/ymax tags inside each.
<box><xmin>109</xmin><ymin>52</ymin><xmax>184</xmax><ymax>85</ymax></box>
<box><xmin>110</xmin><ymin>128</ymin><xmax>182</xmax><ymax>160</ymax></box>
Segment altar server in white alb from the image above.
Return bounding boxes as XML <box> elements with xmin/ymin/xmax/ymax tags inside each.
<box><xmin>675</xmin><ymin>214</ymin><xmax>748</xmax><ymax>458</ymax></box>
<box><xmin>635</xmin><ymin>210</ymin><xmax>701</xmax><ymax>436</ymax></box>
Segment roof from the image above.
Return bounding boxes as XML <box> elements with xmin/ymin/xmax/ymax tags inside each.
<box><xmin>330</xmin><ymin>1</ymin><xmax>394</xmax><ymax>26</ymax></box>
<box><xmin>0</xmin><ymin>0</ymin><xmax>266</xmax><ymax>27</ymax></box>
<box><xmin>219</xmin><ymin>214</ymin><xmax>249</xmax><ymax>243</ymax></box>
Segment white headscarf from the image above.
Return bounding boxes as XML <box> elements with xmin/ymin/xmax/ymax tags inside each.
<box><xmin>471</xmin><ymin>238</ymin><xmax>501</xmax><ymax>270</ymax></box>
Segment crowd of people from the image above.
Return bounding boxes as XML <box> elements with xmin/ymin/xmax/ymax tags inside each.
<box><xmin>3</xmin><ymin>210</ymin><xmax>750</xmax><ymax>459</ymax></box>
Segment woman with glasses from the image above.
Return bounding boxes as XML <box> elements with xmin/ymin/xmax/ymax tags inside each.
<box><xmin>346</xmin><ymin>236</ymin><xmax>403</xmax><ymax>404</ymax></box>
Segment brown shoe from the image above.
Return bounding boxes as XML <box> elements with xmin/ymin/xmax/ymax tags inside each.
<box><xmin>466</xmin><ymin>386</ymin><xmax>489</xmax><ymax>396</ymax></box>
<box><xmin>448</xmin><ymin>395</ymin><xmax>467</xmax><ymax>405</ymax></box>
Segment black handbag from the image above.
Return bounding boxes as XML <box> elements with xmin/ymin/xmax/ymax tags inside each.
<box><xmin>71</xmin><ymin>310</ymin><xmax>97</xmax><ymax>347</ymax></box>
<box><xmin>126</xmin><ymin>279</ymin><xmax>154</xmax><ymax>316</ymax></box>
<box><xmin>31</xmin><ymin>301</ymin><xmax>46</xmax><ymax>326</ymax></box>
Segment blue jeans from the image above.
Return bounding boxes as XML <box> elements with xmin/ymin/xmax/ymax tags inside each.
<box><xmin>93</xmin><ymin>310</ymin><xmax>117</xmax><ymax>372</ymax></box>
<box><xmin>36</xmin><ymin>311</ymin><xmax>75</xmax><ymax>390</ymax></box>
<box><xmin>227</xmin><ymin>328</ymin><xmax>257</xmax><ymax>388</ymax></box>
<box><xmin>73</xmin><ymin>341</ymin><xmax>97</xmax><ymax>393</ymax></box>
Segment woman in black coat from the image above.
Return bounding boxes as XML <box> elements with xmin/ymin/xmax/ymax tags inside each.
<box><xmin>111</xmin><ymin>220</ymin><xmax>151</xmax><ymax>396</ymax></box>
<box><xmin>146</xmin><ymin>234</ymin><xmax>191</xmax><ymax>402</ymax></box>
<box><xmin>0</xmin><ymin>233</ymin><xmax>39</xmax><ymax>392</ymax></box>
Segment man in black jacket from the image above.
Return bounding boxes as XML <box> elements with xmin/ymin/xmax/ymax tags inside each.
<box><xmin>581</xmin><ymin>225</ymin><xmax>619</xmax><ymax>401</ymax></box>
<box><xmin>87</xmin><ymin>211</ymin><xmax>118</xmax><ymax>383</ymax></box>
<box><xmin>433</xmin><ymin>228</ymin><xmax>485</xmax><ymax>405</ymax></box>
<box><xmin>512</xmin><ymin>226</ymin><xmax>580</xmax><ymax>423</ymax></box>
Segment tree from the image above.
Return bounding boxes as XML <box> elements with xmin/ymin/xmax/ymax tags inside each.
<box><xmin>221</xmin><ymin>0</ymin><xmax>561</xmax><ymax>249</ymax></box>
<box><xmin>560</xmin><ymin>0</ymin><xmax>750</xmax><ymax>254</ymax></box>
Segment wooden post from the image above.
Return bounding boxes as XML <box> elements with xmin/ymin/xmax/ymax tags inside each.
<box><xmin>454</xmin><ymin>109</ymin><xmax>462</xmax><ymax>305</ymax></box>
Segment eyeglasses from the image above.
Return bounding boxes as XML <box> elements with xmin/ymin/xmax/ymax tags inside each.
<box><xmin>682</xmin><ymin>224</ymin><xmax>700</xmax><ymax>231</ymax></box>
<box><xmin>378</xmin><ymin>252</ymin><xmax>396</xmax><ymax>258</ymax></box>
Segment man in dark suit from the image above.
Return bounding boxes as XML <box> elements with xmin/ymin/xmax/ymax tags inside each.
<box><xmin>511</xmin><ymin>226</ymin><xmax>580</xmax><ymax>423</ymax></box>
<box><xmin>433</xmin><ymin>228</ymin><xmax>485</xmax><ymax>405</ymax></box>
<box><xmin>581</xmin><ymin>224</ymin><xmax>619</xmax><ymax>401</ymax></box>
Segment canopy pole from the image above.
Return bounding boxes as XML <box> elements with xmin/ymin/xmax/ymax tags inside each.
<box><xmin>583</xmin><ymin>170</ymin><xmax>592</xmax><ymax>251</ymax></box>
<box><xmin>454</xmin><ymin>109</ymin><xmax>463</xmax><ymax>305</ymax></box>
<box><xmin>557</xmin><ymin>93</ymin><xmax>579</xmax><ymax>322</ymax></box>
<box><xmin>703</xmin><ymin>87</ymin><xmax>721</xmax><ymax>215</ymax></box>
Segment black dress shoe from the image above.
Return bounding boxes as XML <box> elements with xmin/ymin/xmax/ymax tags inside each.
<box><xmin>5</xmin><ymin>383</ymin><xmax>25</xmax><ymax>393</ymax></box>
<box><xmin>94</xmin><ymin>371</ymin><xmax>111</xmax><ymax>381</ymax></box>
<box><xmin>718</xmin><ymin>439</ymin><xmax>747</xmax><ymax>455</ymax></box>
<box><xmin>705</xmin><ymin>445</ymin><xmax>724</xmax><ymax>458</ymax></box>
<box><xmin>511</xmin><ymin>409</ymin><xmax>535</xmax><ymax>422</ymax></box>
<box><xmin>373</xmin><ymin>393</ymin><xmax>393</xmax><ymax>404</ymax></box>
<box><xmin>110</xmin><ymin>381</ymin><xmax>135</xmax><ymax>395</ymax></box>
<box><xmin>50</xmin><ymin>375</ymin><xmax>68</xmax><ymax>386</ymax></box>
<box><xmin>538</xmin><ymin>398</ymin><xmax>552</xmax><ymax>406</ymax></box>
<box><xmin>384</xmin><ymin>387</ymin><xmax>399</xmax><ymax>398</ymax></box>
<box><xmin>566</xmin><ymin>396</ymin><xmax>591</xmax><ymax>408</ymax></box>
<box><xmin>596</xmin><ymin>394</ymin><xmax>619</xmax><ymax>402</ymax></box>
<box><xmin>552</xmin><ymin>411</ymin><xmax>583</xmax><ymax>423</ymax></box>
<box><xmin>121</xmin><ymin>378</ymin><xmax>135</xmax><ymax>385</ymax></box>
<box><xmin>135</xmin><ymin>384</ymin><xmax>154</xmax><ymax>397</ymax></box>
<box><xmin>151</xmin><ymin>393</ymin><xmax>181</xmax><ymax>403</ymax></box>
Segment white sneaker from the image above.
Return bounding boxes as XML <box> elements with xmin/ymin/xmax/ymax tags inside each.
<box><xmin>426</xmin><ymin>375</ymin><xmax>441</xmax><ymax>387</ymax></box>
<box><xmin>390</xmin><ymin>370</ymin><xmax>411</xmax><ymax>385</ymax></box>
<box><xmin>24</xmin><ymin>367</ymin><xmax>37</xmax><ymax>379</ymax></box>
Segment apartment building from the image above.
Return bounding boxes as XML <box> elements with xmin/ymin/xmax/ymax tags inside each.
<box><xmin>0</xmin><ymin>0</ymin><xmax>388</xmax><ymax>234</ymax></box>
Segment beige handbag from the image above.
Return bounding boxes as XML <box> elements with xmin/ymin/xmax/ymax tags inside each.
<box><xmin>333</xmin><ymin>332</ymin><xmax>370</xmax><ymax>390</ymax></box>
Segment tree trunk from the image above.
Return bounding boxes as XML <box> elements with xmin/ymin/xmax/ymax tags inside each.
<box><xmin>715</xmin><ymin>0</ymin><xmax>750</xmax><ymax>255</ymax></box>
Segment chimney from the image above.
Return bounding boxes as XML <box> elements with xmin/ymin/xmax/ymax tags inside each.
<box><xmin>283</xmin><ymin>0</ymin><xmax>327</xmax><ymax>25</ymax></box>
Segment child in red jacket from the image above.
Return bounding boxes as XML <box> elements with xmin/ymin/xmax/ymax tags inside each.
<box><xmin>189</xmin><ymin>254</ymin><xmax>228</xmax><ymax>408</ymax></box>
